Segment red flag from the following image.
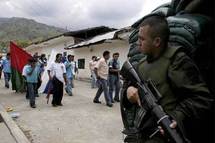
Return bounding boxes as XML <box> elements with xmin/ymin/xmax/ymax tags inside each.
<box><xmin>10</xmin><ymin>41</ymin><xmax>32</xmax><ymax>92</ymax></box>
<box><xmin>10</xmin><ymin>41</ymin><xmax>32</xmax><ymax>73</ymax></box>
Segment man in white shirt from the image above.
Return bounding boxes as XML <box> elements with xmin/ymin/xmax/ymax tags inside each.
<box><xmin>93</xmin><ymin>51</ymin><xmax>112</xmax><ymax>107</ymax></box>
<box><xmin>48</xmin><ymin>53</ymin><xmax>67</xmax><ymax>107</ymax></box>
<box><xmin>89</xmin><ymin>56</ymin><xmax>97</xmax><ymax>88</ymax></box>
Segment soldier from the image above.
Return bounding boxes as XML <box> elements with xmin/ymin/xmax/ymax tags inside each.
<box><xmin>122</xmin><ymin>15</ymin><xmax>213</xmax><ymax>143</ymax></box>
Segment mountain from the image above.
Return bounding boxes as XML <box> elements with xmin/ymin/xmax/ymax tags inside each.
<box><xmin>0</xmin><ymin>17</ymin><xmax>67</xmax><ymax>51</ymax></box>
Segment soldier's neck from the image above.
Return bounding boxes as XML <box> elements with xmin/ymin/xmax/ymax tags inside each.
<box><xmin>147</xmin><ymin>46</ymin><xmax>165</xmax><ymax>62</ymax></box>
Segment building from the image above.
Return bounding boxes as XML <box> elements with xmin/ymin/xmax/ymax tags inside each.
<box><xmin>25</xmin><ymin>26</ymin><xmax>115</xmax><ymax>58</ymax></box>
<box><xmin>25</xmin><ymin>26</ymin><xmax>131</xmax><ymax>80</ymax></box>
<box><xmin>65</xmin><ymin>27</ymin><xmax>131</xmax><ymax>79</ymax></box>
<box><xmin>25</xmin><ymin>34</ymin><xmax>75</xmax><ymax>58</ymax></box>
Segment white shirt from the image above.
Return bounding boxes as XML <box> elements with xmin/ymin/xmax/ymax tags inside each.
<box><xmin>94</xmin><ymin>58</ymin><xmax>108</xmax><ymax>80</ymax></box>
<box><xmin>71</xmin><ymin>61</ymin><xmax>78</xmax><ymax>75</ymax></box>
<box><xmin>89</xmin><ymin>60</ymin><xmax>97</xmax><ymax>71</ymax></box>
<box><xmin>48</xmin><ymin>62</ymin><xmax>66</xmax><ymax>83</ymax></box>
<box><xmin>0</xmin><ymin>59</ymin><xmax>2</xmax><ymax>67</ymax></box>
<box><xmin>22</xmin><ymin>64</ymin><xmax>29</xmax><ymax>76</ymax></box>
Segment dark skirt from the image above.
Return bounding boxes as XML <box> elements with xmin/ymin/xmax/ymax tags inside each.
<box><xmin>44</xmin><ymin>80</ymin><xmax>53</xmax><ymax>94</ymax></box>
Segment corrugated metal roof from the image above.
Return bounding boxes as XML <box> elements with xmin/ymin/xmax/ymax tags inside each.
<box><xmin>66</xmin><ymin>30</ymin><xmax>118</xmax><ymax>49</ymax></box>
<box><xmin>64</xmin><ymin>26</ymin><xmax>116</xmax><ymax>39</ymax></box>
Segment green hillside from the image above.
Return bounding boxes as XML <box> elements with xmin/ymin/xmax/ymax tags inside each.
<box><xmin>0</xmin><ymin>17</ymin><xmax>67</xmax><ymax>52</ymax></box>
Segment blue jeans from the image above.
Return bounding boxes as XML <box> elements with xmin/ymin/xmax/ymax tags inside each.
<box><xmin>71</xmin><ymin>75</ymin><xmax>75</xmax><ymax>88</ymax></box>
<box><xmin>109</xmin><ymin>75</ymin><xmax>120</xmax><ymax>101</ymax></box>
<box><xmin>65</xmin><ymin>77</ymin><xmax>73</xmax><ymax>96</ymax></box>
<box><xmin>4</xmin><ymin>72</ymin><xmax>11</xmax><ymax>88</ymax></box>
<box><xmin>91</xmin><ymin>71</ymin><xmax>97</xmax><ymax>88</ymax></box>
<box><xmin>94</xmin><ymin>79</ymin><xmax>111</xmax><ymax>104</ymax></box>
<box><xmin>27</xmin><ymin>83</ymin><xmax>37</xmax><ymax>105</ymax></box>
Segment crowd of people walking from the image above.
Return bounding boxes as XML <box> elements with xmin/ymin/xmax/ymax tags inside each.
<box><xmin>0</xmin><ymin>50</ymin><xmax>122</xmax><ymax>109</ymax></box>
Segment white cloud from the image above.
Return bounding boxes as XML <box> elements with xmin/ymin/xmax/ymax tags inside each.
<box><xmin>0</xmin><ymin>0</ymin><xmax>171</xmax><ymax>30</ymax></box>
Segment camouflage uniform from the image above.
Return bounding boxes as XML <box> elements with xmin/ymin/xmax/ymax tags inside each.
<box><xmin>122</xmin><ymin>46</ymin><xmax>213</xmax><ymax>143</ymax></box>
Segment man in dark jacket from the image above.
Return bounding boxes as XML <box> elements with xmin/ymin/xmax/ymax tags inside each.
<box><xmin>108</xmin><ymin>52</ymin><xmax>121</xmax><ymax>102</ymax></box>
<box><xmin>123</xmin><ymin>15</ymin><xmax>213</xmax><ymax>143</ymax></box>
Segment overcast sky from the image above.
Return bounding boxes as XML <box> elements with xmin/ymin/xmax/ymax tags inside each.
<box><xmin>0</xmin><ymin>0</ymin><xmax>170</xmax><ymax>30</ymax></box>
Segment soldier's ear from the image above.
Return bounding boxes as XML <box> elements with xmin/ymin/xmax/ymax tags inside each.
<box><xmin>153</xmin><ymin>37</ymin><xmax>161</xmax><ymax>48</ymax></box>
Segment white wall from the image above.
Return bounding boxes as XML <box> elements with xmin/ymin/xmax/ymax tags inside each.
<box><xmin>66</xmin><ymin>39</ymin><xmax>129</xmax><ymax>79</ymax></box>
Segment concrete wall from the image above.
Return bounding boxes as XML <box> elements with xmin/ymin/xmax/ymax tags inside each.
<box><xmin>66</xmin><ymin>39</ymin><xmax>129</xmax><ymax>79</ymax></box>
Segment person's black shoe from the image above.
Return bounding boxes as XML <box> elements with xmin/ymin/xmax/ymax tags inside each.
<box><xmin>35</xmin><ymin>94</ymin><xmax>39</xmax><ymax>97</ymax></box>
<box><xmin>52</xmin><ymin>104</ymin><xmax>58</xmax><ymax>107</ymax></box>
<box><xmin>58</xmin><ymin>103</ymin><xmax>63</xmax><ymax>106</ymax></box>
<box><xmin>30</xmin><ymin>104</ymin><xmax>36</xmax><ymax>108</ymax></box>
<box><xmin>114</xmin><ymin>99</ymin><xmax>120</xmax><ymax>102</ymax></box>
<box><xmin>93</xmin><ymin>100</ymin><xmax>101</xmax><ymax>104</ymax></box>
<box><xmin>111</xmin><ymin>100</ymin><xmax>115</xmax><ymax>103</ymax></box>
<box><xmin>106</xmin><ymin>103</ymin><xmax>113</xmax><ymax>107</ymax></box>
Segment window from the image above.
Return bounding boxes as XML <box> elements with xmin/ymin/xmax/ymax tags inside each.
<box><xmin>78</xmin><ymin>59</ymin><xmax>85</xmax><ymax>69</ymax></box>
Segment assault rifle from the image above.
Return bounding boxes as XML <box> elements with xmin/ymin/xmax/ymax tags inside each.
<box><xmin>120</xmin><ymin>60</ymin><xmax>186</xmax><ymax>143</ymax></box>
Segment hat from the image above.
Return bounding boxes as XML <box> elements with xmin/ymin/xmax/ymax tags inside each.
<box><xmin>96</xmin><ymin>57</ymin><xmax>100</xmax><ymax>60</ymax></box>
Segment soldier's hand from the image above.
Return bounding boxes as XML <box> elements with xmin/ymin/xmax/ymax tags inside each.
<box><xmin>127</xmin><ymin>86</ymin><xmax>141</xmax><ymax>107</ymax></box>
<box><xmin>159</xmin><ymin>120</ymin><xmax>177</xmax><ymax>135</ymax></box>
